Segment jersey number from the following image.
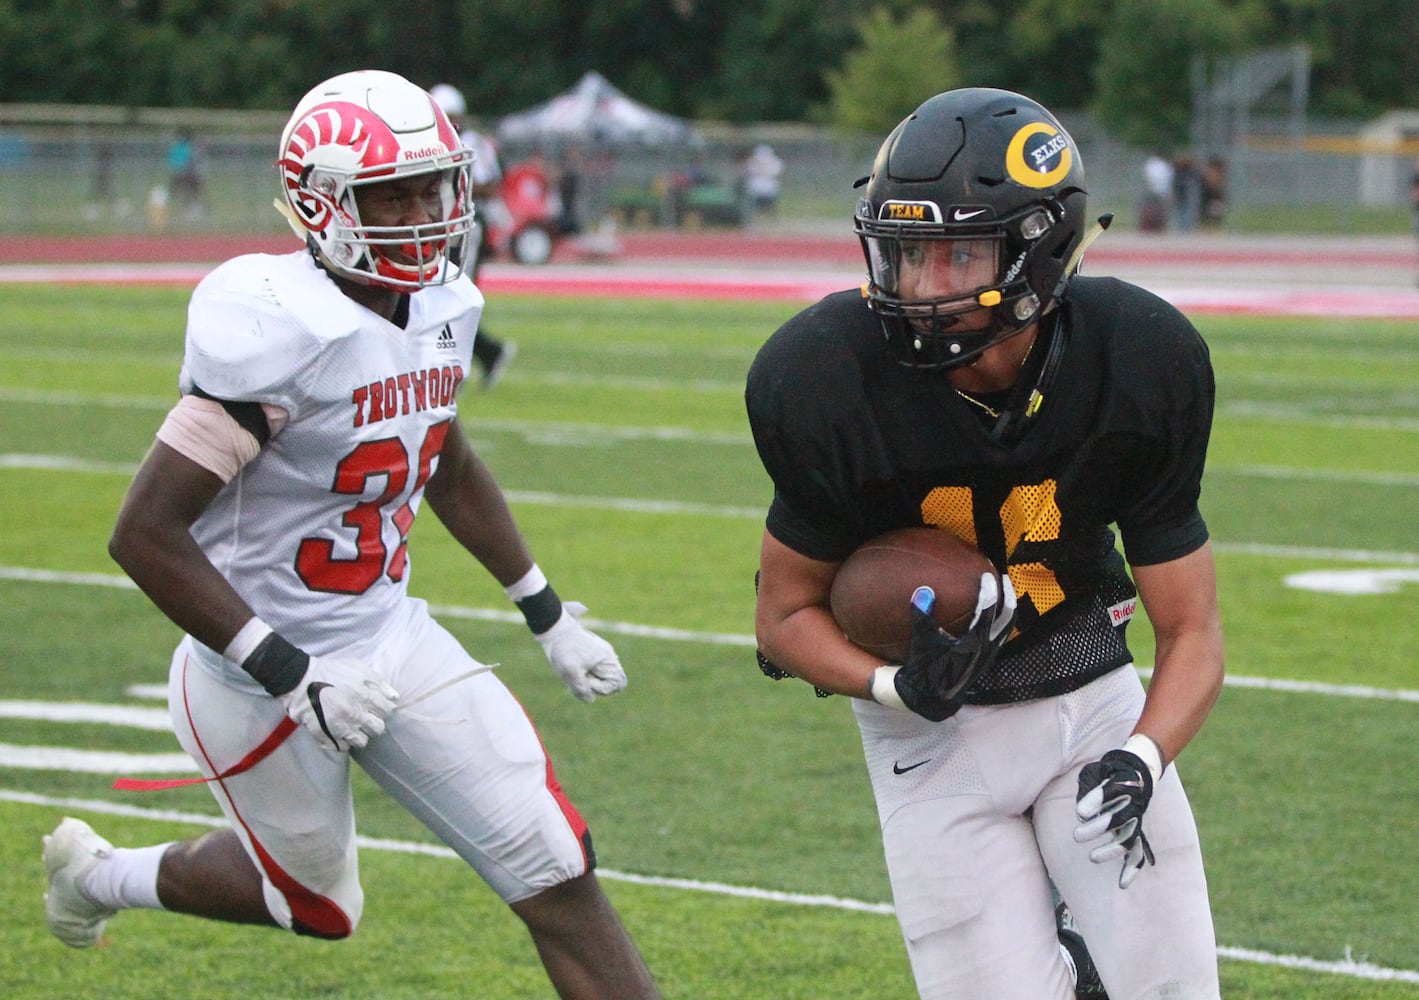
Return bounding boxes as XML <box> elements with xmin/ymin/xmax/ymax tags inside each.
<box><xmin>295</xmin><ymin>421</ymin><xmax>450</xmax><ymax>594</ymax></box>
<box><xmin>920</xmin><ymin>481</ymin><xmax>1066</xmax><ymax>618</ymax></box>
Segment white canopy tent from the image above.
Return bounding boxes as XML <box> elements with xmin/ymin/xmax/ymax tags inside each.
<box><xmin>496</xmin><ymin>71</ymin><xmax>698</xmax><ymax>146</ymax></box>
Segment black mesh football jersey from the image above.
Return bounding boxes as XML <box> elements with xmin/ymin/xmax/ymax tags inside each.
<box><xmin>745</xmin><ymin>276</ymin><xmax>1215</xmax><ymax>704</ymax></box>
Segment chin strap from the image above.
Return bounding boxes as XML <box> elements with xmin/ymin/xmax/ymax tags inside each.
<box><xmin>272</xmin><ymin>196</ymin><xmax>309</xmax><ymax>242</ymax></box>
<box><xmin>982</xmin><ymin>213</ymin><xmax>1109</xmax><ymax>442</ymax></box>
<box><xmin>1052</xmin><ymin>213</ymin><xmax>1114</xmax><ymax>299</ymax></box>
<box><xmin>989</xmin><ymin>310</ymin><xmax>1068</xmax><ymax>444</ymax></box>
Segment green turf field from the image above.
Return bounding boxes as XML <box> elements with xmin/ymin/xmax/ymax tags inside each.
<box><xmin>1</xmin><ymin>285</ymin><xmax>1416</xmax><ymax>998</ymax></box>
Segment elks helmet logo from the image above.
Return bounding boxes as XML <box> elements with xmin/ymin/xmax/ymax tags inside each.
<box><xmin>1004</xmin><ymin>122</ymin><xmax>1073</xmax><ymax>189</ymax></box>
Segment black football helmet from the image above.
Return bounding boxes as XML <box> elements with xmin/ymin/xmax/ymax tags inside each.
<box><xmin>855</xmin><ymin>88</ymin><xmax>1089</xmax><ymax>369</ymax></box>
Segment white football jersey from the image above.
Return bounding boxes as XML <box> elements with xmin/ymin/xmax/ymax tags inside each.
<box><xmin>463</xmin><ymin>130</ymin><xmax>502</xmax><ymax>187</ymax></box>
<box><xmin>178</xmin><ymin>251</ymin><xmax>482</xmax><ymax>659</ymax></box>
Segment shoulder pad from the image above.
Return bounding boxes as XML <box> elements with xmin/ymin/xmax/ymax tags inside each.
<box><xmin>182</xmin><ymin>253</ymin><xmax>361</xmax><ymax>401</ymax></box>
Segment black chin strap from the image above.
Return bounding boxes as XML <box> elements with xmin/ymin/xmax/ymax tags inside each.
<box><xmin>988</xmin><ymin>310</ymin><xmax>1067</xmax><ymax>444</ymax></box>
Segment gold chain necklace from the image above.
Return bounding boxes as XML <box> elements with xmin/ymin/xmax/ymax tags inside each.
<box><xmin>953</xmin><ymin>330</ymin><xmax>1037</xmax><ymax>420</ymax></box>
<box><xmin>955</xmin><ymin>389</ymin><xmax>1001</xmax><ymax>418</ymax></box>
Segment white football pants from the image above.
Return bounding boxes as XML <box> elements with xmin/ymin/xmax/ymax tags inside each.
<box><xmin>853</xmin><ymin>664</ymin><xmax>1220</xmax><ymax>1000</ymax></box>
<box><xmin>168</xmin><ymin>601</ymin><xmax>592</xmax><ymax>932</ymax></box>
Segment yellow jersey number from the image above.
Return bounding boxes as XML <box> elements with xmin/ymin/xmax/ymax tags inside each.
<box><xmin>919</xmin><ymin>482</ymin><xmax>1066</xmax><ymax>620</ymax></box>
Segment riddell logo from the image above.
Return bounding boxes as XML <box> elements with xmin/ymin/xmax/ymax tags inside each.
<box><xmin>403</xmin><ymin>147</ymin><xmax>443</xmax><ymax>160</ymax></box>
<box><xmin>1107</xmin><ymin>598</ymin><xmax>1137</xmax><ymax>626</ymax></box>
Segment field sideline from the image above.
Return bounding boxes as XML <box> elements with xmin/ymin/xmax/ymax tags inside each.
<box><xmin>2</xmin><ymin>259</ymin><xmax>1417</xmax><ymax>998</ymax></box>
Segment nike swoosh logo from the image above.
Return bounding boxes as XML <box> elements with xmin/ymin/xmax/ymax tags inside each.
<box><xmin>893</xmin><ymin>759</ymin><xmax>931</xmax><ymax>774</ymax></box>
<box><xmin>951</xmin><ymin>208</ymin><xmax>987</xmax><ymax>221</ymax></box>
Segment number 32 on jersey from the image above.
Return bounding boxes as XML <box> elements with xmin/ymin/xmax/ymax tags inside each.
<box><xmin>296</xmin><ymin>420</ymin><xmax>450</xmax><ymax>595</ymax></box>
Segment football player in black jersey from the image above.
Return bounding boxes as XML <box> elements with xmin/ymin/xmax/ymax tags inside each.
<box><xmin>747</xmin><ymin>89</ymin><xmax>1223</xmax><ymax>1000</ymax></box>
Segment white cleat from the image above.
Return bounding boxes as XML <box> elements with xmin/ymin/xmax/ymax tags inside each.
<box><xmin>43</xmin><ymin>817</ymin><xmax>117</xmax><ymax>948</ymax></box>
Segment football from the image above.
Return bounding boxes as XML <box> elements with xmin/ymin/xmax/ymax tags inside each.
<box><xmin>829</xmin><ymin>526</ymin><xmax>998</xmax><ymax>661</ymax></box>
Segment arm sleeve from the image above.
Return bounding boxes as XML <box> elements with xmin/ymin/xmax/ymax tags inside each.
<box><xmin>155</xmin><ymin>395</ymin><xmax>264</xmax><ymax>483</ymax></box>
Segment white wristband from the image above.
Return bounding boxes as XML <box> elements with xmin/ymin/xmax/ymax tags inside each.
<box><xmin>503</xmin><ymin>563</ymin><xmax>549</xmax><ymax>602</ymax></box>
<box><xmin>223</xmin><ymin>617</ymin><xmax>274</xmax><ymax>665</ymax></box>
<box><xmin>1123</xmin><ymin>733</ymin><xmax>1165</xmax><ymax>783</ymax></box>
<box><xmin>868</xmin><ymin>665</ymin><xmax>908</xmax><ymax>711</ymax></box>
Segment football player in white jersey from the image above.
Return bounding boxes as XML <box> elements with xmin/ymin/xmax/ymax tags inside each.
<box><xmin>41</xmin><ymin>70</ymin><xmax>661</xmax><ymax>1000</ymax></box>
<box><xmin>430</xmin><ymin>81</ymin><xmax>518</xmax><ymax>388</ymax></box>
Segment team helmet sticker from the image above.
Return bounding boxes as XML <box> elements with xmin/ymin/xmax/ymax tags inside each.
<box><xmin>877</xmin><ymin>200</ymin><xmax>943</xmax><ymax>223</ymax></box>
<box><xmin>1005</xmin><ymin>122</ymin><xmax>1073</xmax><ymax>189</ymax></box>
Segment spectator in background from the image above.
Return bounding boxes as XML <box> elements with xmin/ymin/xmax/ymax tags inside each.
<box><xmin>85</xmin><ymin>141</ymin><xmax>117</xmax><ymax>221</ymax></box>
<box><xmin>556</xmin><ymin>147</ymin><xmax>583</xmax><ymax>236</ymax></box>
<box><xmin>662</xmin><ymin>151</ymin><xmax>716</xmax><ymax>228</ymax></box>
<box><xmin>1138</xmin><ymin>152</ymin><xmax>1173</xmax><ymax>233</ymax></box>
<box><xmin>1200</xmin><ymin>156</ymin><xmax>1228</xmax><ymax>229</ymax></box>
<box><xmin>742</xmin><ymin>143</ymin><xmax>784</xmax><ymax>219</ymax></box>
<box><xmin>1410</xmin><ymin>155</ymin><xmax>1419</xmax><ymax>286</ymax></box>
<box><xmin>430</xmin><ymin>83</ymin><xmax>517</xmax><ymax>389</ymax></box>
<box><xmin>1171</xmin><ymin>154</ymin><xmax>1202</xmax><ymax>232</ymax></box>
<box><xmin>167</xmin><ymin>129</ymin><xmax>205</xmax><ymax>220</ymax></box>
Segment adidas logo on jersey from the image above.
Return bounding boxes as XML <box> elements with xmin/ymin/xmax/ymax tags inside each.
<box><xmin>436</xmin><ymin>325</ymin><xmax>457</xmax><ymax>352</ymax></box>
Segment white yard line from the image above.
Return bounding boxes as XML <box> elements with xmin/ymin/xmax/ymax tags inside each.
<box><xmin>2</xmin><ymin>565</ymin><xmax>1417</xmax><ymax>702</ymax></box>
<box><xmin>6</xmin><ymin>449</ymin><xmax>1419</xmax><ymax>530</ymax></box>
<box><xmin>2</xmin><ymin>787</ymin><xmax>1414</xmax><ymax>983</ymax></box>
<box><xmin>9</xmin><ymin>376</ymin><xmax>1419</xmax><ymax>435</ymax></box>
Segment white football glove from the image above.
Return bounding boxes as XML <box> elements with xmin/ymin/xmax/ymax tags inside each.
<box><xmin>278</xmin><ymin>656</ymin><xmax>399</xmax><ymax>752</ymax></box>
<box><xmin>535</xmin><ymin>602</ymin><xmax>627</xmax><ymax>702</ymax></box>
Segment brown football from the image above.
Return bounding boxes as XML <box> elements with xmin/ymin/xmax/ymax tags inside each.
<box><xmin>829</xmin><ymin>526</ymin><xmax>997</xmax><ymax>661</ymax></box>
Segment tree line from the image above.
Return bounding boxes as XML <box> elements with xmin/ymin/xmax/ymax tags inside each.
<box><xmin>2</xmin><ymin>0</ymin><xmax>1414</xmax><ymax>149</ymax></box>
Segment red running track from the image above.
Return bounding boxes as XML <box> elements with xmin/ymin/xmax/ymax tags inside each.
<box><xmin>2</xmin><ymin>231</ymin><xmax>1416</xmax><ymax>318</ymax></box>
<box><xmin>0</xmin><ymin>229</ymin><xmax>1409</xmax><ymax>270</ymax></box>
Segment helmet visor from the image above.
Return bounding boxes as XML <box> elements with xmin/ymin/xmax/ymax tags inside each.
<box><xmin>865</xmin><ymin>235</ymin><xmax>1001</xmax><ymax>328</ymax></box>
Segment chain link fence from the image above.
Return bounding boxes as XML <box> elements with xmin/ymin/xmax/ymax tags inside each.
<box><xmin>1</xmin><ymin>104</ymin><xmax>1414</xmax><ymax>238</ymax></box>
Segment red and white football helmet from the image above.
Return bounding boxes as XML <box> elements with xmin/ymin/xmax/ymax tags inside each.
<box><xmin>276</xmin><ymin>70</ymin><xmax>474</xmax><ymax>290</ymax></box>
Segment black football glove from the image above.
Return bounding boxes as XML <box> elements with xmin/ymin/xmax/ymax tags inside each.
<box><xmin>890</xmin><ymin>573</ymin><xmax>1014</xmax><ymax>722</ymax></box>
<box><xmin>1074</xmin><ymin>748</ymin><xmax>1156</xmax><ymax>888</ymax></box>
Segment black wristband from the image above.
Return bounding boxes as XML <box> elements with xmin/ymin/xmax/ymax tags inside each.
<box><xmin>241</xmin><ymin>632</ymin><xmax>311</xmax><ymax>697</ymax></box>
<box><xmin>515</xmin><ymin>583</ymin><xmax>563</xmax><ymax>635</ymax></box>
